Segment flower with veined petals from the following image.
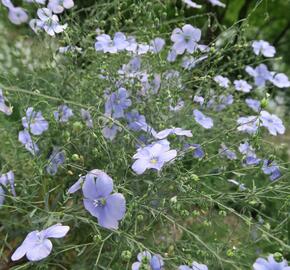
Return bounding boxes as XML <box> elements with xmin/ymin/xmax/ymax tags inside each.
<box><xmin>82</xmin><ymin>170</ymin><xmax>126</xmax><ymax>230</ymax></box>
<box><xmin>11</xmin><ymin>224</ymin><xmax>70</xmax><ymax>262</ymax></box>
<box><xmin>171</xmin><ymin>24</ymin><xmax>201</xmax><ymax>55</ymax></box>
<box><xmin>132</xmin><ymin>140</ymin><xmax>177</xmax><ymax>175</ymax></box>
<box><xmin>132</xmin><ymin>251</ymin><xmax>164</xmax><ymax>270</ymax></box>
<box><xmin>253</xmin><ymin>255</ymin><xmax>289</xmax><ymax>270</ymax></box>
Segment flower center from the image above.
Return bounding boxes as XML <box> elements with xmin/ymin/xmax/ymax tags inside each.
<box><xmin>93</xmin><ymin>198</ymin><xmax>106</xmax><ymax>207</ymax></box>
<box><xmin>150</xmin><ymin>157</ymin><xmax>158</xmax><ymax>164</ymax></box>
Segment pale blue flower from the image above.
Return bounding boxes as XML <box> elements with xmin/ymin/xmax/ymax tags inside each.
<box><xmin>245</xmin><ymin>98</ymin><xmax>261</xmax><ymax>112</ymax></box>
<box><xmin>22</xmin><ymin>107</ymin><xmax>49</xmax><ymax>135</ymax></box>
<box><xmin>0</xmin><ymin>171</ymin><xmax>16</xmax><ymax>206</ymax></box>
<box><xmin>260</xmin><ymin>110</ymin><xmax>285</xmax><ymax>136</ymax></box>
<box><xmin>132</xmin><ymin>141</ymin><xmax>177</xmax><ymax>174</ymax></box>
<box><xmin>46</xmin><ymin>148</ymin><xmax>65</xmax><ymax>175</ymax></box>
<box><xmin>105</xmin><ymin>88</ymin><xmax>132</xmax><ymax>118</ymax></box>
<box><xmin>95</xmin><ymin>32</ymin><xmax>129</xmax><ymax>53</ymax></box>
<box><xmin>245</xmin><ymin>64</ymin><xmax>272</xmax><ymax>87</ymax></box>
<box><xmin>262</xmin><ymin>160</ymin><xmax>281</xmax><ymax>181</ymax></box>
<box><xmin>184</xmin><ymin>143</ymin><xmax>204</xmax><ymax>158</ymax></box>
<box><xmin>239</xmin><ymin>142</ymin><xmax>260</xmax><ymax>165</ymax></box>
<box><xmin>67</xmin><ymin>176</ymin><xmax>84</xmax><ymax>194</ymax></box>
<box><xmin>126</xmin><ymin>111</ymin><xmax>148</xmax><ymax>132</ymax></box>
<box><xmin>81</xmin><ymin>109</ymin><xmax>93</xmax><ymax>128</ymax></box>
<box><xmin>171</xmin><ymin>24</ymin><xmax>201</xmax><ymax>55</ymax></box>
<box><xmin>48</xmin><ymin>0</ymin><xmax>74</xmax><ymax>14</ymax></box>
<box><xmin>182</xmin><ymin>0</ymin><xmax>202</xmax><ymax>8</ymax></box>
<box><xmin>252</xmin><ymin>40</ymin><xmax>276</xmax><ymax>58</ymax></box>
<box><xmin>270</xmin><ymin>73</ymin><xmax>290</xmax><ymax>88</ymax></box>
<box><xmin>82</xmin><ymin>169</ymin><xmax>126</xmax><ymax>229</ymax></box>
<box><xmin>208</xmin><ymin>0</ymin><xmax>225</xmax><ymax>7</ymax></box>
<box><xmin>11</xmin><ymin>224</ymin><xmax>70</xmax><ymax>262</ymax></box>
<box><xmin>150</xmin><ymin>38</ymin><xmax>165</xmax><ymax>53</ymax></box>
<box><xmin>253</xmin><ymin>255</ymin><xmax>289</xmax><ymax>270</ymax></box>
<box><xmin>234</xmin><ymin>79</ymin><xmax>252</xmax><ymax>93</ymax></box>
<box><xmin>30</xmin><ymin>8</ymin><xmax>67</xmax><ymax>36</ymax></box>
<box><xmin>214</xmin><ymin>75</ymin><xmax>230</xmax><ymax>88</ymax></box>
<box><xmin>193</xmin><ymin>95</ymin><xmax>204</xmax><ymax>106</ymax></box>
<box><xmin>102</xmin><ymin>123</ymin><xmax>121</xmax><ymax>141</ymax></box>
<box><xmin>153</xmin><ymin>127</ymin><xmax>192</xmax><ymax>139</ymax></box>
<box><xmin>237</xmin><ymin>116</ymin><xmax>259</xmax><ymax>134</ymax></box>
<box><xmin>219</xmin><ymin>144</ymin><xmax>237</xmax><ymax>160</ymax></box>
<box><xmin>193</xmin><ymin>109</ymin><xmax>213</xmax><ymax>129</ymax></box>
<box><xmin>179</xmin><ymin>261</ymin><xmax>208</xmax><ymax>270</ymax></box>
<box><xmin>18</xmin><ymin>130</ymin><xmax>40</xmax><ymax>155</ymax></box>
<box><xmin>54</xmin><ymin>105</ymin><xmax>73</xmax><ymax>123</ymax></box>
<box><xmin>0</xmin><ymin>89</ymin><xmax>12</xmax><ymax>115</ymax></box>
<box><xmin>8</xmin><ymin>6</ymin><xmax>28</xmax><ymax>25</ymax></box>
<box><xmin>132</xmin><ymin>251</ymin><xmax>164</xmax><ymax>270</ymax></box>
<box><xmin>167</xmin><ymin>49</ymin><xmax>177</xmax><ymax>62</ymax></box>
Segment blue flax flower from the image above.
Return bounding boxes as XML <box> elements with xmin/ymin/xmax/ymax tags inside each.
<box><xmin>132</xmin><ymin>251</ymin><xmax>164</xmax><ymax>270</ymax></box>
<box><xmin>150</xmin><ymin>37</ymin><xmax>165</xmax><ymax>53</ymax></box>
<box><xmin>171</xmin><ymin>24</ymin><xmax>201</xmax><ymax>55</ymax></box>
<box><xmin>237</xmin><ymin>116</ymin><xmax>259</xmax><ymax>135</ymax></box>
<box><xmin>239</xmin><ymin>142</ymin><xmax>260</xmax><ymax>165</ymax></box>
<box><xmin>18</xmin><ymin>130</ymin><xmax>40</xmax><ymax>155</ymax></box>
<box><xmin>252</xmin><ymin>40</ymin><xmax>276</xmax><ymax>58</ymax></box>
<box><xmin>193</xmin><ymin>109</ymin><xmax>213</xmax><ymax>129</ymax></box>
<box><xmin>182</xmin><ymin>0</ymin><xmax>202</xmax><ymax>9</ymax></box>
<box><xmin>270</xmin><ymin>73</ymin><xmax>290</xmax><ymax>88</ymax></box>
<box><xmin>260</xmin><ymin>110</ymin><xmax>285</xmax><ymax>136</ymax></box>
<box><xmin>234</xmin><ymin>79</ymin><xmax>252</xmax><ymax>93</ymax></box>
<box><xmin>11</xmin><ymin>223</ymin><xmax>69</xmax><ymax>262</ymax></box>
<box><xmin>105</xmin><ymin>88</ymin><xmax>132</xmax><ymax>118</ymax></box>
<box><xmin>0</xmin><ymin>171</ymin><xmax>16</xmax><ymax>206</ymax></box>
<box><xmin>81</xmin><ymin>109</ymin><xmax>93</xmax><ymax>128</ymax></box>
<box><xmin>102</xmin><ymin>122</ymin><xmax>121</xmax><ymax>141</ymax></box>
<box><xmin>253</xmin><ymin>254</ymin><xmax>290</xmax><ymax>270</ymax></box>
<box><xmin>82</xmin><ymin>169</ymin><xmax>126</xmax><ymax>230</ymax></box>
<box><xmin>132</xmin><ymin>140</ymin><xmax>177</xmax><ymax>175</ymax></box>
<box><xmin>0</xmin><ymin>89</ymin><xmax>12</xmax><ymax>115</ymax></box>
<box><xmin>126</xmin><ymin>110</ymin><xmax>148</xmax><ymax>132</ymax></box>
<box><xmin>179</xmin><ymin>261</ymin><xmax>208</xmax><ymax>270</ymax></box>
<box><xmin>184</xmin><ymin>144</ymin><xmax>205</xmax><ymax>158</ymax></box>
<box><xmin>245</xmin><ymin>64</ymin><xmax>272</xmax><ymax>87</ymax></box>
<box><xmin>219</xmin><ymin>144</ymin><xmax>237</xmax><ymax>160</ymax></box>
<box><xmin>262</xmin><ymin>160</ymin><xmax>281</xmax><ymax>181</ymax></box>
<box><xmin>208</xmin><ymin>0</ymin><xmax>225</xmax><ymax>7</ymax></box>
<box><xmin>22</xmin><ymin>107</ymin><xmax>49</xmax><ymax>135</ymax></box>
<box><xmin>46</xmin><ymin>148</ymin><xmax>65</xmax><ymax>175</ymax></box>
<box><xmin>54</xmin><ymin>104</ymin><xmax>73</xmax><ymax>123</ymax></box>
<box><xmin>214</xmin><ymin>75</ymin><xmax>230</xmax><ymax>88</ymax></box>
<box><xmin>245</xmin><ymin>98</ymin><xmax>261</xmax><ymax>113</ymax></box>
<box><xmin>153</xmin><ymin>127</ymin><xmax>192</xmax><ymax>139</ymax></box>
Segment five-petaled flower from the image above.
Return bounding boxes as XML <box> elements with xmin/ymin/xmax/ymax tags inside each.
<box><xmin>252</xmin><ymin>40</ymin><xmax>276</xmax><ymax>58</ymax></box>
<box><xmin>132</xmin><ymin>140</ymin><xmax>177</xmax><ymax>175</ymax></box>
<box><xmin>82</xmin><ymin>170</ymin><xmax>126</xmax><ymax>230</ymax></box>
<box><xmin>11</xmin><ymin>223</ymin><xmax>70</xmax><ymax>262</ymax></box>
<box><xmin>171</xmin><ymin>24</ymin><xmax>201</xmax><ymax>55</ymax></box>
<box><xmin>179</xmin><ymin>261</ymin><xmax>208</xmax><ymax>270</ymax></box>
<box><xmin>253</xmin><ymin>254</ymin><xmax>289</xmax><ymax>270</ymax></box>
<box><xmin>22</xmin><ymin>107</ymin><xmax>49</xmax><ymax>135</ymax></box>
<box><xmin>105</xmin><ymin>88</ymin><xmax>132</xmax><ymax>118</ymax></box>
<box><xmin>193</xmin><ymin>109</ymin><xmax>213</xmax><ymax>129</ymax></box>
<box><xmin>30</xmin><ymin>8</ymin><xmax>67</xmax><ymax>36</ymax></box>
<box><xmin>132</xmin><ymin>251</ymin><xmax>164</xmax><ymax>270</ymax></box>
